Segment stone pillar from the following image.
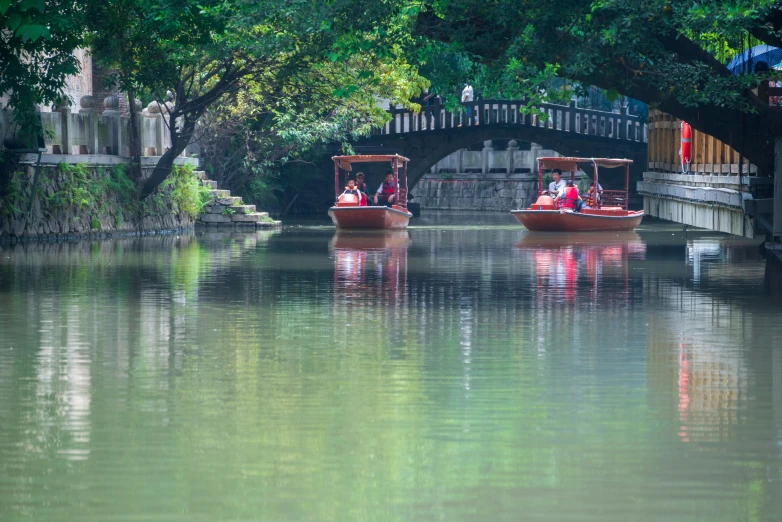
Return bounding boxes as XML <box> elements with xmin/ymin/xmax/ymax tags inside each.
<box><xmin>457</xmin><ymin>148</ymin><xmax>465</xmax><ymax>174</ymax></box>
<box><xmin>530</xmin><ymin>142</ymin><xmax>543</xmax><ymax>175</ymax></box>
<box><xmin>53</xmin><ymin>98</ymin><xmax>71</xmax><ymax>154</ymax></box>
<box><xmin>78</xmin><ymin>95</ymin><xmax>98</xmax><ymax>154</ymax></box>
<box><xmin>482</xmin><ymin>140</ymin><xmax>493</xmax><ymax>173</ymax></box>
<box><xmin>144</xmin><ymin>101</ymin><xmax>164</xmax><ymax>156</ymax></box>
<box><xmin>102</xmin><ymin>95</ymin><xmax>121</xmax><ymax>155</ymax></box>
<box><xmin>506</xmin><ymin>140</ymin><xmax>518</xmax><ymax>174</ymax></box>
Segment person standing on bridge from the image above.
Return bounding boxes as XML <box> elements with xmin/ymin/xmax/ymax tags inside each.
<box><xmin>459</xmin><ymin>83</ymin><xmax>474</xmax><ymax>127</ymax></box>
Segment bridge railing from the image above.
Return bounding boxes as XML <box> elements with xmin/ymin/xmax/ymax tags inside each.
<box><xmin>375</xmin><ymin>99</ymin><xmax>647</xmax><ymax>144</ymax></box>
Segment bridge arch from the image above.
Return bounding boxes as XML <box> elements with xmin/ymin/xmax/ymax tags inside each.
<box><xmin>355</xmin><ymin>123</ymin><xmax>647</xmax><ymax>188</ymax></box>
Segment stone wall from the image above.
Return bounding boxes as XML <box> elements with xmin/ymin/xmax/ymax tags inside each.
<box><xmin>0</xmin><ymin>159</ymin><xmax>199</xmax><ymax>243</ymax></box>
<box><xmin>412</xmin><ymin>172</ymin><xmax>587</xmax><ymax>211</ymax></box>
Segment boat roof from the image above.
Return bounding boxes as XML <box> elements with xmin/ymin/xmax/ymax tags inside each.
<box><xmin>332</xmin><ymin>154</ymin><xmax>410</xmax><ymax>171</ymax></box>
<box><xmin>537</xmin><ymin>157</ymin><xmax>633</xmax><ymax>170</ymax></box>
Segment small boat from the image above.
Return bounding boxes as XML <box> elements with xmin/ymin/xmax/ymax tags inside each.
<box><xmin>328</xmin><ymin>154</ymin><xmax>413</xmax><ymax>230</ymax></box>
<box><xmin>511</xmin><ymin>157</ymin><xmax>644</xmax><ymax>232</ymax></box>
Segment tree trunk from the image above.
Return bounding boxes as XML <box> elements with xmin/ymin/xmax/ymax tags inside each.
<box><xmin>139</xmin><ymin>117</ymin><xmax>195</xmax><ymax>198</ymax></box>
<box><xmin>127</xmin><ymin>90</ymin><xmax>142</xmax><ymax>183</ymax></box>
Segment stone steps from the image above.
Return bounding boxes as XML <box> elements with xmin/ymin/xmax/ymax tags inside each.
<box><xmin>195</xmin><ymin>176</ymin><xmax>280</xmax><ymax>230</ymax></box>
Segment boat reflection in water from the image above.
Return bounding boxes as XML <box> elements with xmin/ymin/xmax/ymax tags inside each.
<box><xmin>330</xmin><ymin>230</ymin><xmax>409</xmax><ymax>303</ymax></box>
<box><xmin>515</xmin><ymin>231</ymin><xmax>646</xmax><ymax>303</ymax></box>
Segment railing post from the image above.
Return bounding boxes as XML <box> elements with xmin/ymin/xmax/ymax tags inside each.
<box><xmin>507</xmin><ymin>139</ymin><xmax>518</xmax><ymax>174</ymax></box>
<box><xmin>482</xmin><ymin>140</ymin><xmax>493</xmax><ymax>173</ymax></box>
<box><xmin>79</xmin><ymin>95</ymin><xmax>98</xmax><ymax>154</ymax></box>
<box><xmin>618</xmin><ymin>104</ymin><xmax>627</xmax><ymax>141</ymax></box>
<box><xmin>54</xmin><ymin>98</ymin><xmax>70</xmax><ymax>154</ymax></box>
<box><xmin>568</xmin><ymin>99</ymin><xmax>576</xmax><ymax>133</ymax></box>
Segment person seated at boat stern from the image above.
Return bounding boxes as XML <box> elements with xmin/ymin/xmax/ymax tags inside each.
<box><xmin>374</xmin><ymin>171</ymin><xmax>397</xmax><ymax>207</ymax></box>
<box><xmin>557</xmin><ymin>180</ymin><xmax>582</xmax><ymax>212</ymax></box>
<box><xmin>583</xmin><ymin>182</ymin><xmax>598</xmax><ymax>209</ymax></box>
<box><xmin>546</xmin><ymin>169</ymin><xmax>567</xmax><ymax>197</ymax></box>
<box><xmin>355</xmin><ymin>172</ymin><xmax>369</xmax><ymax>206</ymax></box>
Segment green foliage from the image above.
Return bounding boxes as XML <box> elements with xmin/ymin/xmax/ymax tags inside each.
<box><xmin>1</xmin><ymin>0</ymin><xmax>83</xmax><ymax>144</ymax></box>
<box><xmin>146</xmin><ymin>164</ymin><xmax>210</xmax><ymax>219</ymax></box>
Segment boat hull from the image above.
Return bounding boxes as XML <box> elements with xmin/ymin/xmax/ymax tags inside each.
<box><xmin>511</xmin><ymin>209</ymin><xmax>644</xmax><ymax>232</ymax></box>
<box><xmin>328</xmin><ymin>206</ymin><xmax>412</xmax><ymax>230</ymax></box>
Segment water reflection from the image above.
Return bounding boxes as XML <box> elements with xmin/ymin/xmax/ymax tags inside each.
<box><xmin>0</xmin><ymin>219</ymin><xmax>781</xmax><ymax>521</ymax></box>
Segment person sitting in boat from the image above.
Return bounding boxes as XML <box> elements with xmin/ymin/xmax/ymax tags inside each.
<box><xmin>545</xmin><ymin>169</ymin><xmax>567</xmax><ymax>197</ymax></box>
<box><xmin>355</xmin><ymin>172</ymin><xmax>369</xmax><ymax>206</ymax></box>
<box><xmin>556</xmin><ymin>180</ymin><xmax>581</xmax><ymax>212</ymax></box>
<box><xmin>374</xmin><ymin>172</ymin><xmax>397</xmax><ymax>207</ymax></box>
<box><xmin>583</xmin><ymin>182</ymin><xmax>598</xmax><ymax>209</ymax></box>
<box><xmin>338</xmin><ymin>179</ymin><xmax>360</xmax><ymax>200</ymax></box>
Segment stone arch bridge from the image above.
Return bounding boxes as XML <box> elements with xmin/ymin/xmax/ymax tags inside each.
<box><xmin>347</xmin><ymin>99</ymin><xmax>648</xmax><ymax>187</ymax></box>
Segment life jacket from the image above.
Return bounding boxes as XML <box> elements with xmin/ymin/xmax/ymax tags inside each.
<box><xmin>585</xmin><ymin>189</ymin><xmax>596</xmax><ymax>207</ymax></box>
<box><xmin>344</xmin><ymin>188</ymin><xmax>358</xmax><ymax>196</ymax></box>
<box><xmin>381</xmin><ymin>180</ymin><xmax>396</xmax><ymax>197</ymax></box>
<box><xmin>561</xmin><ymin>186</ymin><xmax>578</xmax><ymax>210</ymax></box>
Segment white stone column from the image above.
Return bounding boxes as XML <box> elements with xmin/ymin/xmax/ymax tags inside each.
<box><xmin>53</xmin><ymin>98</ymin><xmax>70</xmax><ymax>154</ymax></box>
<box><xmin>506</xmin><ymin>140</ymin><xmax>518</xmax><ymax>174</ymax></box>
<box><xmin>78</xmin><ymin>95</ymin><xmax>98</xmax><ymax>154</ymax></box>
<box><xmin>101</xmin><ymin>95</ymin><xmax>121</xmax><ymax>155</ymax></box>
<box><xmin>482</xmin><ymin>140</ymin><xmax>493</xmax><ymax>173</ymax></box>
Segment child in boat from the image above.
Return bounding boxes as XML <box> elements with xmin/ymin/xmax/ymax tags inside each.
<box><xmin>338</xmin><ymin>179</ymin><xmax>360</xmax><ymax>201</ymax></box>
<box><xmin>355</xmin><ymin>172</ymin><xmax>369</xmax><ymax>206</ymax></box>
<box><xmin>583</xmin><ymin>182</ymin><xmax>597</xmax><ymax>209</ymax></box>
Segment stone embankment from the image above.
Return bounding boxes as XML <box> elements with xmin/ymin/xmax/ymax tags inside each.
<box><xmin>194</xmin><ymin>171</ymin><xmax>280</xmax><ymax>229</ymax></box>
<box><xmin>413</xmin><ymin>173</ymin><xmax>542</xmax><ymax>211</ymax></box>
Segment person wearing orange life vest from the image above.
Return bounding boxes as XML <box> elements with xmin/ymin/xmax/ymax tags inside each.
<box><xmin>583</xmin><ymin>182</ymin><xmax>597</xmax><ymax>209</ymax></box>
<box><xmin>374</xmin><ymin>171</ymin><xmax>397</xmax><ymax>207</ymax></box>
<box><xmin>556</xmin><ymin>180</ymin><xmax>581</xmax><ymax>211</ymax></box>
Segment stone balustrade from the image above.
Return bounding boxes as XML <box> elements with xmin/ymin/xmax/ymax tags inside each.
<box><xmin>430</xmin><ymin>141</ymin><xmax>558</xmax><ymax>174</ymax></box>
<box><xmin>0</xmin><ymin>95</ymin><xmax>198</xmax><ymax>158</ymax></box>
<box><xmin>375</xmin><ymin>99</ymin><xmax>647</xmax><ymax>144</ymax></box>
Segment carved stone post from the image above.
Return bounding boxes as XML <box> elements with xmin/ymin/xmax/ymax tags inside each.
<box><xmin>482</xmin><ymin>140</ymin><xmax>493</xmax><ymax>173</ymax></box>
<box><xmin>102</xmin><ymin>95</ymin><xmax>121</xmax><ymax>155</ymax></box>
<box><xmin>506</xmin><ymin>139</ymin><xmax>518</xmax><ymax>174</ymax></box>
<box><xmin>53</xmin><ymin>98</ymin><xmax>70</xmax><ymax>154</ymax></box>
<box><xmin>530</xmin><ymin>142</ymin><xmax>543</xmax><ymax>175</ymax></box>
<box><xmin>144</xmin><ymin>101</ymin><xmax>163</xmax><ymax>156</ymax></box>
<box><xmin>79</xmin><ymin>95</ymin><xmax>98</xmax><ymax>154</ymax></box>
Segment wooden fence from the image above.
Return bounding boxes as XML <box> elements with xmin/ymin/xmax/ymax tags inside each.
<box><xmin>647</xmin><ymin>109</ymin><xmax>756</xmax><ymax>175</ymax></box>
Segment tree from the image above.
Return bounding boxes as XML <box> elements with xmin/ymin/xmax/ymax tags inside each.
<box><xmin>416</xmin><ymin>0</ymin><xmax>782</xmax><ymax>174</ymax></box>
<box><xmin>86</xmin><ymin>0</ymin><xmax>421</xmax><ymax>198</ymax></box>
<box><xmin>1</xmin><ymin>0</ymin><xmax>83</xmax><ymax>143</ymax></box>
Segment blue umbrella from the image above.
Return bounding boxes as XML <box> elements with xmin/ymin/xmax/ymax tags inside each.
<box><xmin>726</xmin><ymin>45</ymin><xmax>782</xmax><ymax>75</ymax></box>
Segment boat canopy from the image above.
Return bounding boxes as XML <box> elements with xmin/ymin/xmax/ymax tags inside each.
<box><xmin>332</xmin><ymin>154</ymin><xmax>410</xmax><ymax>172</ymax></box>
<box><xmin>537</xmin><ymin>157</ymin><xmax>633</xmax><ymax>172</ymax></box>
<box><xmin>536</xmin><ymin>156</ymin><xmax>633</xmax><ymax>210</ymax></box>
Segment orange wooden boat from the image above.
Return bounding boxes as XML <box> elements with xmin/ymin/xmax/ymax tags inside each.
<box><xmin>511</xmin><ymin>157</ymin><xmax>644</xmax><ymax>232</ymax></box>
<box><xmin>328</xmin><ymin>154</ymin><xmax>413</xmax><ymax>230</ymax></box>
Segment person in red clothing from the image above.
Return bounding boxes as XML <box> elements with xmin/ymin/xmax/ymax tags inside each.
<box><xmin>557</xmin><ymin>180</ymin><xmax>581</xmax><ymax>211</ymax></box>
<box><xmin>374</xmin><ymin>172</ymin><xmax>397</xmax><ymax>207</ymax></box>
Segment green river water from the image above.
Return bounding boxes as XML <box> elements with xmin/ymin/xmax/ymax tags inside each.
<box><xmin>1</xmin><ymin>212</ymin><xmax>781</xmax><ymax>521</ymax></box>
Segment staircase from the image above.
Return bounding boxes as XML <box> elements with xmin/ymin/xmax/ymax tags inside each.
<box><xmin>193</xmin><ymin>171</ymin><xmax>281</xmax><ymax>229</ymax></box>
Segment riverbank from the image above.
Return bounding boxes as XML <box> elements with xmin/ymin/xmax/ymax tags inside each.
<box><xmin>0</xmin><ymin>156</ymin><xmax>206</xmax><ymax>243</ymax></box>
